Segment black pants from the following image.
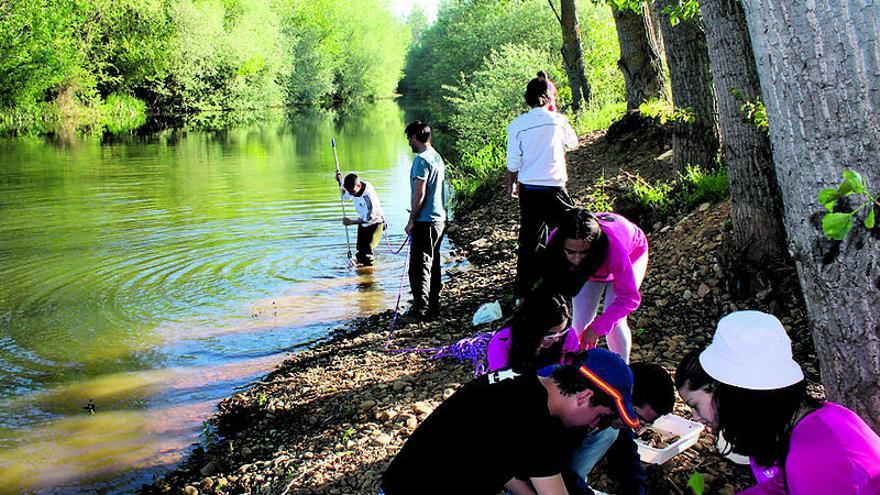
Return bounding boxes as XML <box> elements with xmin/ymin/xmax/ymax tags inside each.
<box><xmin>356</xmin><ymin>222</ymin><xmax>384</xmax><ymax>265</ymax></box>
<box><xmin>409</xmin><ymin>221</ymin><xmax>445</xmax><ymax>312</ymax></box>
<box><xmin>517</xmin><ymin>186</ymin><xmax>573</xmax><ymax>298</ymax></box>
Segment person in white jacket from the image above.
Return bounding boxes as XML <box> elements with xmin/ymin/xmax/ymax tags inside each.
<box><xmin>507</xmin><ymin>77</ymin><xmax>578</xmax><ymax>300</ymax></box>
<box><xmin>336</xmin><ymin>172</ymin><xmax>386</xmax><ymax>266</ymax></box>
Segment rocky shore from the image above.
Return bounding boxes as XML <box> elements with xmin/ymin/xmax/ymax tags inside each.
<box><xmin>143</xmin><ymin>119</ymin><xmax>819</xmax><ymax>495</ymax></box>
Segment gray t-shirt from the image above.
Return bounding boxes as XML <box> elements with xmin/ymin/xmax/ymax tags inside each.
<box><xmin>410</xmin><ymin>147</ymin><xmax>446</xmax><ymax>222</ymax></box>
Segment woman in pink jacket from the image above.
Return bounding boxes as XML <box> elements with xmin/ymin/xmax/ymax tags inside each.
<box><xmin>538</xmin><ymin>209</ymin><xmax>648</xmax><ymax>362</ymax></box>
<box><xmin>675</xmin><ymin>311</ymin><xmax>880</xmax><ymax>495</ymax></box>
<box><xmin>486</xmin><ymin>290</ymin><xmax>579</xmax><ymax>371</ymax></box>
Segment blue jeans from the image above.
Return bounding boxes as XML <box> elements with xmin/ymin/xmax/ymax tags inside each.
<box><xmin>571</xmin><ymin>427</ymin><xmax>620</xmax><ymax>482</ymax></box>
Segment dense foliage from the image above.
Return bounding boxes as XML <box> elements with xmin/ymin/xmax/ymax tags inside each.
<box><xmin>0</xmin><ymin>0</ymin><xmax>409</xmax><ymax>134</ymax></box>
<box><xmin>401</xmin><ymin>0</ymin><xmax>624</xmax><ymax>192</ymax></box>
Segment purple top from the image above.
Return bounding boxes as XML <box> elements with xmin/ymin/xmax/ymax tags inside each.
<box><xmin>486</xmin><ymin>326</ymin><xmax>580</xmax><ymax>372</ymax></box>
<box><xmin>739</xmin><ymin>402</ymin><xmax>880</xmax><ymax>495</ymax></box>
<box><xmin>585</xmin><ymin>213</ymin><xmax>648</xmax><ymax>336</ymax></box>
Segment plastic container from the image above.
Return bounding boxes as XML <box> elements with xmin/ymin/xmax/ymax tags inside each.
<box><xmin>635</xmin><ymin>414</ymin><xmax>705</xmax><ymax>464</ymax></box>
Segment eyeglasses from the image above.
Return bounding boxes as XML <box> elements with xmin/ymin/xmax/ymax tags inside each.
<box><xmin>542</xmin><ymin>328</ymin><xmax>568</xmax><ymax>342</ymax></box>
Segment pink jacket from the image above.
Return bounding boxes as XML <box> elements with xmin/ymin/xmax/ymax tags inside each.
<box><xmin>739</xmin><ymin>402</ymin><xmax>880</xmax><ymax>495</ymax></box>
<box><xmin>586</xmin><ymin>213</ymin><xmax>648</xmax><ymax>336</ymax></box>
<box><xmin>486</xmin><ymin>326</ymin><xmax>580</xmax><ymax>372</ymax></box>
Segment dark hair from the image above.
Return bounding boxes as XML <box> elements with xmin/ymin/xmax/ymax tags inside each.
<box><xmin>525</xmin><ymin>78</ymin><xmax>550</xmax><ymax>108</ymax></box>
<box><xmin>675</xmin><ymin>349</ymin><xmax>822</xmax><ymax>469</ymax></box>
<box><xmin>714</xmin><ymin>381</ymin><xmax>821</xmax><ymax>467</ymax></box>
<box><xmin>674</xmin><ymin>348</ymin><xmax>716</xmax><ymax>392</ymax></box>
<box><xmin>631</xmin><ymin>362</ymin><xmax>675</xmax><ymax>416</ymax></box>
<box><xmin>551</xmin><ymin>356</ymin><xmax>615</xmax><ymax>410</ymax></box>
<box><xmin>506</xmin><ymin>290</ymin><xmax>571</xmax><ymax>369</ymax></box>
<box><xmin>404</xmin><ymin>120</ymin><xmax>431</xmax><ymax>143</ymax></box>
<box><xmin>539</xmin><ymin>209</ymin><xmax>609</xmax><ymax>296</ymax></box>
<box><xmin>343</xmin><ymin>173</ymin><xmax>359</xmax><ymax>192</ymax></box>
<box><xmin>537</xmin><ymin>70</ymin><xmax>549</xmax><ymax>80</ymax></box>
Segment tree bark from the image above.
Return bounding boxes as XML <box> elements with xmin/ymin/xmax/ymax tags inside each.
<box><xmin>741</xmin><ymin>0</ymin><xmax>880</xmax><ymax>432</ymax></box>
<box><xmin>560</xmin><ymin>0</ymin><xmax>591</xmax><ymax>110</ymax></box>
<box><xmin>699</xmin><ymin>0</ymin><xmax>787</xmax><ymax>266</ymax></box>
<box><xmin>653</xmin><ymin>0</ymin><xmax>720</xmax><ymax>172</ymax></box>
<box><xmin>613</xmin><ymin>4</ymin><xmax>665</xmax><ymax>110</ymax></box>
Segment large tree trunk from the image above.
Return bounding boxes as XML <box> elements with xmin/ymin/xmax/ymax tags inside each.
<box><xmin>560</xmin><ymin>0</ymin><xmax>591</xmax><ymax>110</ymax></box>
<box><xmin>653</xmin><ymin>0</ymin><xmax>720</xmax><ymax>171</ymax></box>
<box><xmin>613</xmin><ymin>4</ymin><xmax>665</xmax><ymax>110</ymax></box>
<box><xmin>741</xmin><ymin>0</ymin><xmax>880</xmax><ymax>432</ymax></box>
<box><xmin>699</xmin><ymin>0</ymin><xmax>787</xmax><ymax>267</ymax></box>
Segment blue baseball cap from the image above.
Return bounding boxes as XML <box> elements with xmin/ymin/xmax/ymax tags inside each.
<box><xmin>542</xmin><ymin>349</ymin><xmax>639</xmax><ymax>428</ymax></box>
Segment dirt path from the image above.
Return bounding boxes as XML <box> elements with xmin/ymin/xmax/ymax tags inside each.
<box><xmin>144</xmin><ymin>119</ymin><xmax>818</xmax><ymax>495</ymax></box>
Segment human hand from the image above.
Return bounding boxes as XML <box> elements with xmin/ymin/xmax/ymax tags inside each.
<box><xmin>508</xmin><ymin>182</ymin><xmax>518</xmax><ymax>199</ymax></box>
<box><xmin>405</xmin><ymin>220</ymin><xmax>414</xmax><ymax>236</ymax></box>
<box><xmin>342</xmin><ymin>217</ymin><xmax>353</xmax><ymax>226</ymax></box>
<box><xmin>580</xmin><ymin>327</ymin><xmax>600</xmax><ymax>350</ymax></box>
<box><xmin>335</xmin><ymin>171</ymin><xmax>343</xmax><ymax>184</ymax></box>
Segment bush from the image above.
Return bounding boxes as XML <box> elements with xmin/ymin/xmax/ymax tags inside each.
<box><xmin>681</xmin><ymin>164</ymin><xmax>729</xmax><ymax>205</ymax></box>
<box><xmin>630</xmin><ymin>175</ymin><xmax>673</xmax><ymax>214</ymax></box>
<box><xmin>444</xmin><ymin>44</ymin><xmax>556</xmax><ymax>188</ymax></box>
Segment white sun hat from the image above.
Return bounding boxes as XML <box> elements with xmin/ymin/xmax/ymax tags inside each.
<box><xmin>699</xmin><ymin>310</ymin><xmax>804</xmax><ymax>390</ymax></box>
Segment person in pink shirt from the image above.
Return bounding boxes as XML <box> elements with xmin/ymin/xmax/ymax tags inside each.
<box><xmin>486</xmin><ymin>290</ymin><xmax>579</xmax><ymax>372</ymax></box>
<box><xmin>537</xmin><ymin>209</ymin><xmax>648</xmax><ymax>362</ymax></box>
<box><xmin>675</xmin><ymin>311</ymin><xmax>880</xmax><ymax>495</ymax></box>
<box><xmin>537</xmin><ymin>70</ymin><xmax>558</xmax><ymax>112</ymax></box>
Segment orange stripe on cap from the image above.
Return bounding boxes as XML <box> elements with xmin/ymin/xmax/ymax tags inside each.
<box><xmin>578</xmin><ymin>365</ymin><xmax>640</xmax><ymax>429</ymax></box>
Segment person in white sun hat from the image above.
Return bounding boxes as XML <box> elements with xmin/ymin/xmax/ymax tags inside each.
<box><xmin>674</xmin><ymin>310</ymin><xmax>880</xmax><ymax>495</ymax></box>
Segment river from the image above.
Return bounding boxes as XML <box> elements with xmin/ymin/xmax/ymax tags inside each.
<box><xmin>0</xmin><ymin>101</ymin><xmax>452</xmax><ymax>493</ymax></box>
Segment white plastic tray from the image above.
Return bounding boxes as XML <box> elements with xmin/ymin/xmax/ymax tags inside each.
<box><xmin>635</xmin><ymin>414</ymin><xmax>704</xmax><ymax>464</ymax></box>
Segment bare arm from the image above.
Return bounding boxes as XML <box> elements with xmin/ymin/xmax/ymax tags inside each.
<box><xmin>505</xmin><ymin>478</ymin><xmax>537</xmax><ymax>495</ymax></box>
<box><xmin>507</xmin><ymin>170</ymin><xmax>519</xmax><ymax>198</ymax></box>
<box><xmin>531</xmin><ymin>474</ymin><xmax>569</xmax><ymax>495</ymax></box>
<box><xmin>406</xmin><ymin>177</ymin><xmax>427</xmax><ymax>235</ymax></box>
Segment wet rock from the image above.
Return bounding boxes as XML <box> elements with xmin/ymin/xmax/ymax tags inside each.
<box><xmin>183</xmin><ymin>486</ymin><xmax>199</xmax><ymax>495</ymax></box>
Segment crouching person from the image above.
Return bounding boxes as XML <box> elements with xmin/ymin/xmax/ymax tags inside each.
<box><xmin>568</xmin><ymin>362</ymin><xmax>675</xmax><ymax>495</ymax></box>
<box><xmin>380</xmin><ymin>348</ymin><xmax>640</xmax><ymax>495</ymax></box>
<box><xmin>336</xmin><ymin>171</ymin><xmax>385</xmax><ymax>266</ymax></box>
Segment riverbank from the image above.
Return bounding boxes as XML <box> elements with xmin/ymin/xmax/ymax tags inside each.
<box><xmin>143</xmin><ymin>117</ymin><xmax>818</xmax><ymax>495</ymax></box>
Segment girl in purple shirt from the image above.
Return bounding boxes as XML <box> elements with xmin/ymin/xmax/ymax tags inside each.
<box><xmin>675</xmin><ymin>311</ymin><xmax>880</xmax><ymax>495</ymax></box>
<box><xmin>538</xmin><ymin>209</ymin><xmax>648</xmax><ymax>362</ymax></box>
<box><xmin>486</xmin><ymin>290</ymin><xmax>579</xmax><ymax>371</ymax></box>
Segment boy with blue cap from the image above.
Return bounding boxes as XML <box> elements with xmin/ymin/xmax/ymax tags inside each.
<box><xmin>380</xmin><ymin>348</ymin><xmax>639</xmax><ymax>495</ymax></box>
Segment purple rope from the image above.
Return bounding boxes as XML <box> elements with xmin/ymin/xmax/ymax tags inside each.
<box><xmin>381</xmin><ymin>234</ymin><xmax>493</xmax><ymax>376</ymax></box>
<box><xmin>385</xmin><ymin>332</ymin><xmax>495</xmax><ymax>377</ymax></box>
<box><xmin>385</xmin><ymin>235</ymin><xmax>411</xmax><ymax>341</ymax></box>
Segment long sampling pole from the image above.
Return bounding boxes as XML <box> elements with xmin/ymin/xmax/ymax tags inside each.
<box><xmin>331</xmin><ymin>138</ymin><xmax>354</xmax><ymax>264</ymax></box>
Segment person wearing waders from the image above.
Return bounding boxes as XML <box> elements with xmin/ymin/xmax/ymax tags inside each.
<box><xmin>335</xmin><ymin>171</ymin><xmax>386</xmax><ymax>266</ymax></box>
<box><xmin>403</xmin><ymin>120</ymin><xmax>446</xmax><ymax>323</ymax></box>
<box><xmin>507</xmin><ymin>77</ymin><xmax>578</xmax><ymax>302</ymax></box>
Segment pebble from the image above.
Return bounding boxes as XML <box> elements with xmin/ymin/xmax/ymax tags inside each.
<box><xmin>184</xmin><ymin>486</ymin><xmax>199</xmax><ymax>495</ymax></box>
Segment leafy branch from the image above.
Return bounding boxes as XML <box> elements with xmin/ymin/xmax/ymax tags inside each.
<box><xmin>730</xmin><ymin>88</ymin><xmax>768</xmax><ymax>132</ymax></box>
<box><xmin>662</xmin><ymin>0</ymin><xmax>700</xmax><ymax>26</ymax></box>
<box><xmin>818</xmin><ymin>170</ymin><xmax>878</xmax><ymax>240</ymax></box>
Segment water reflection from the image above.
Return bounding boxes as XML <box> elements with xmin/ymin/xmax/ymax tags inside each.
<box><xmin>0</xmin><ymin>101</ymin><xmax>446</xmax><ymax>493</ymax></box>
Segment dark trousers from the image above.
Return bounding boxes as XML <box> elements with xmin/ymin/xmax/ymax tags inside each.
<box><xmin>356</xmin><ymin>222</ymin><xmax>384</xmax><ymax>265</ymax></box>
<box><xmin>517</xmin><ymin>186</ymin><xmax>573</xmax><ymax>297</ymax></box>
<box><xmin>409</xmin><ymin>221</ymin><xmax>445</xmax><ymax>312</ymax></box>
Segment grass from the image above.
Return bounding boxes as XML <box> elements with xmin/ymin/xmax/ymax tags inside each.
<box><xmin>629</xmin><ymin>175</ymin><xmax>673</xmax><ymax>214</ymax></box>
<box><xmin>681</xmin><ymin>164</ymin><xmax>729</xmax><ymax>205</ymax></box>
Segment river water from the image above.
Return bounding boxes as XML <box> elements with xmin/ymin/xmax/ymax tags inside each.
<box><xmin>0</xmin><ymin>102</ymin><xmax>449</xmax><ymax>493</ymax></box>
